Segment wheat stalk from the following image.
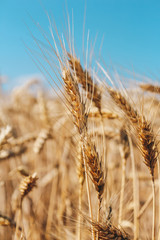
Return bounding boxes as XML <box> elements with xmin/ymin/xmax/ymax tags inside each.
<box><xmin>76</xmin><ymin>138</ymin><xmax>85</xmax><ymax>240</ymax></box>
<box><xmin>118</xmin><ymin>127</ymin><xmax>130</xmax><ymax>226</ymax></box>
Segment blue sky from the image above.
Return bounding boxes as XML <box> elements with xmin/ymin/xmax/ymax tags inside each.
<box><xmin>0</xmin><ymin>0</ymin><xmax>160</xmax><ymax>89</ymax></box>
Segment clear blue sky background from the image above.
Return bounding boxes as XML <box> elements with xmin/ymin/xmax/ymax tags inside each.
<box><xmin>0</xmin><ymin>0</ymin><xmax>160</xmax><ymax>89</ymax></box>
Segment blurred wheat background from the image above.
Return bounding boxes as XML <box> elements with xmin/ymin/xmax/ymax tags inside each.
<box><xmin>0</xmin><ymin>1</ymin><xmax>160</xmax><ymax>240</ymax></box>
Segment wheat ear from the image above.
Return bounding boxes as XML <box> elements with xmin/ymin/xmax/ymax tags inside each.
<box><xmin>107</xmin><ymin>87</ymin><xmax>158</xmax><ymax>240</ymax></box>
<box><xmin>138</xmin><ymin>117</ymin><xmax>157</xmax><ymax>240</ymax></box>
<box><xmin>14</xmin><ymin>173</ymin><xmax>38</xmax><ymax>240</ymax></box>
<box><xmin>68</xmin><ymin>53</ymin><xmax>102</xmax><ymax>113</ymax></box>
<box><xmin>67</xmin><ymin>55</ymin><xmax>107</xmax><ymax>222</ymax></box>
<box><xmin>83</xmin><ymin>134</ymin><xmax>104</xmax><ymax>201</ymax></box>
<box><xmin>62</xmin><ymin>68</ymin><xmax>87</xmax><ymax>134</ymax></box>
<box><xmin>62</xmin><ymin>68</ymin><xmax>96</xmax><ymax>239</ymax></box>
<box><xmin>89</xmin><ymin>220</ymin><xmax>131</xmax><ymax>240</ymax></box>
<box><xmin>33</xmin><ymin>128</ymin><xmax>50</xmax><ymax>154</ymax></box>
<box><xmin>140</xmin><ymin>83</ymin><xmax>160</xmax><ymax>94</ymax></box>
<box><xmin>19</xmin><ymin>172</ymin><xmax>38</xmax><ymax>201</ymax></box>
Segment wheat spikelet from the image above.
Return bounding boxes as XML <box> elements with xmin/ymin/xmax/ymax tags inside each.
<box><xmin>137</xmin><ymin>117</ymin><xmax>158</xmax><ymax>177</ymax></box>
<box><xmin>62</xmin><ymin>68</ymin><xmax>87</xmax><ymax>134</ymax></box>
<box><xmin>33</xmin><ymin>128</ymin><xmax>50</xmax><ymax>154</ymax></box>
<box><xmin>0</xmin><ymin>215</ymin><xmax>14</xmax><ymax>227</ymax></box>
<box><xmin>19</xmin><ymin>172</ymin><xmax>38</xmax><ymax>200</ymax></box>
<box><xmin>140</xmin><ymin>83</ymin><xmax>160</xmax><ymax>94</ymax></box>
<box><xmin>89</xmin><ymin>220</ymin><xmax>131</xmax><ymax>240</ymax></box>
<box><xmin>68</xmin><ymin>53</ymin><xmax>102</xmax><ymax>113</ymax></box>
<box><xmin>77</xmin><ymin>139</ymin><xmax>85</xmax><ymax>186</ymax></box>
<box><xmin>108</xmin><ymin>88</ymin><xmax>138</xmax><ymax>124</ymax></box>
<box><xmin>0</xmin><ymin>214</ymin><xmax>20</xmax><ymax>229</ymax></box>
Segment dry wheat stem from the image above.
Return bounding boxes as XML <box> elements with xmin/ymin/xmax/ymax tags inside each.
<box><xmin>45</xmin><ymin>174</ymin><xmax>58</xmax><ymax>239</ymax></box>
<box><xmin>77</xmin><ymin>183</ymin><xmax>83</xmax><ymax>240</ymax></box>
<box><xmin>128</xmin><ymin>135</ymin><xmax>139</xmax><ymax>240</ymax></box>
<box><xmin>82</xmin><ymin>141</ymin><xmax>96</xmax><ymax>240</ymax></box>
<box><xmin>118</xmin><ymin>128</ymin><xmax>130</xmax><ymax>226</ymax></box>
<box><xmin>152</xmin><ymin>178</ymin><xmax>156</xmax><ymax>240</ymax></box>
<box><xmin>137</xmin><ymin>184</ymin><xmax>158</xmax><ymax>219</ymax></box>
<box><xmin>97</xmin><ymin>114</ymin><xmax>107</xmax><ymax>221</ymax></box>
<box><xmin>77</xmin><ymin>139</ymin><xmax>85</xmax><ymax>240</ymax></box>
<box><xmin>14</xmin><ymin>202</ymin><xmax>22</xmax><ymax>240</ymax></box>
<box><xmin>118</xmin><ymin>147</ymin><xmax>127</xmax><ymax>226</ymax></box>
<box><xmin>77</xmin><ymin>139</ymin><xmax>85</xmax><ymax>186</ymax></box>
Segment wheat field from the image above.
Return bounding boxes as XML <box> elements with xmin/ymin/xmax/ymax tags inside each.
<box><xmin>0</xmin><ymin>16</ymin><xmax>160</xmax><ymax>240</ymax></box>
